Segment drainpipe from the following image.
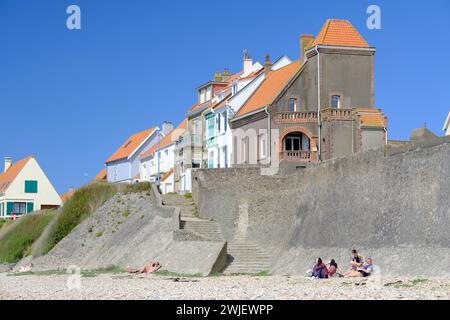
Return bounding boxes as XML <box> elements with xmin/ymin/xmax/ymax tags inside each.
<box><xmin>156</xmin><ymin>129</ymin><xmax>161</xmax><ymax>183</ymax></box>
<box><xmin>314</xmin><ymin>46</ymin><xmax>322</xmax><ymax>162</ymax></box>
<box><xmin>264</xmin><ymin>106</ymin><xmax>271</xmax><ymax>166</ymax></box>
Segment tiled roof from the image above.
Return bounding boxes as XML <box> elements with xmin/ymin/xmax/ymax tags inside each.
<box><xmin>235</xmin><ymin>60</ymin><xmax>302</xmax><ymax>117</ymax></box>
<box><xmin>94</xmin><ymin>168</ymin><xmax>107</xmax><ymax>181</ymax></box>
<box><xmin>161</xmin><ymin>168</ymin><xmax>174</xmax><ymax>182</ymax></box>
<box><xmin>357</xmin><ymin>109</ymin><xmax>386</xmax><ymax>128</ymax></box>
<box><xmin>0</xmin><ymin>156</ymin><xmax>33</xmax><ymax>194</ymax></box>
<box><xmin>61</xmin><ymin>188</ymin><xmax>76</xmax><ymax>203</ymax></box>
<box><xmin>140</xmin><ymin>119</ymin><xmax>187</xmax><ymax>160</ymax></box>
<box><xmin>310</xmin><ymin>19</ymin><xmax>369</xmax><ymax>48</ymax></box>
<box><xmin>106</xmin><ymin>127</ymin><xmax>155</xmax><ymax>163</ymax></box>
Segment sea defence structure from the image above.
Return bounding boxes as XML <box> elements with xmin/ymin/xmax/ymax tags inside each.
<box><xmin>192</xmin><ymin>136</ymin><xmax>450</xmax><ymax>277</ymax></box>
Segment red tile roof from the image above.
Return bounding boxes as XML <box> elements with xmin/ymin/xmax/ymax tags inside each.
<box><xmin>94</xmin><ymin>168</ymin><xmax>107</xmax><ymax>181</ymax></box>
<box><xmin>310</xmin><ymin>19</ymin><xmax>369</xmax><ymax>48</ymax></box>
<box><xmin>161</xmin><ymin>168</ymin><xmax>174</xmax><ymax>182</ymax></box>
<box><xmin>140</xmin><ymin>119</ymin><xmax>187</xmax><ymax>160</ymax></box>
<box><xmin>235</xmin><ymin>60</ymin><xmax>302</xmax><ymax>117</ymax></box>
<box><xmin>106</xmin><ymin>127</ymin><xmax>156</xmax><ymax>163</ymax></box>
<box><xmin>0</xmin><ymin>156</ymin><xmax>33</xmax><ymax>194</ymax></box>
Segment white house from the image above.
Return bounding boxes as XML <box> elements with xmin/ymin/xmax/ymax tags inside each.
<box><xmin>139</xmin><ymin>120</ymin><xmax>186</xmax><ymax>193</ymax></box>
<box><xmin>0</xmin><ymin>156</ymin><xmax>62</xmax><ymax>218</ymax></box>
<box><xmin>105</xmin><ymin>122</ymin><xmax>173</xmax><ymax>183</ymax></box>
<box><xmin>444</xmin><ymin>111</ymin><xmax>450</xmax><ymax>136</ymax></box>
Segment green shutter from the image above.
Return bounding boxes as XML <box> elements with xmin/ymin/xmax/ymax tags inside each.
<box><xmin>7</xmin><ymin>202</ymin><xmax>14</xmax><ymax>214</ymax></box>
<box><xmin>27</xmin><ymin>202</ymin><xmax>34</xmax><ymax>213</ymax></box>
<box><xmin>25</xmin><ymin>180</ymin><xmax>38</xmax><ymax>193</ymax></box>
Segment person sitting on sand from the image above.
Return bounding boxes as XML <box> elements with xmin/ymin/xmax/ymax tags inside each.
<box><xmin>344</xmin><ymin>258</ymin><xmax>373</xmax><ymax>278</ymax></box>
<box><xmin>344</xmin><ymin>249</ymin><xmax>363</xmax><ymax>276</ymax></box>
<box><xmin>327</xmin><ymin>259</ymin><xmax>342</xmax><ymax>278</ymax></box>
<box><xmin>312</xmin><ymin>258</ymin><xmax>328</xmax><ymax>279</ymax></box>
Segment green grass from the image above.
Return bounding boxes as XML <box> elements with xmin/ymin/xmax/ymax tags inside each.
<box><xmin>394</xmin><ymin>278</ymin><xmax>428</xmax><ymax>288</ymax></box>
<box><xmin>43</xmin><ymin>182</ymin><xmax>120</xmax><ymax>254</ymax></box>
<box><xmin>123</xmin><ymin>182</ymin><xmax>152</xmax><ymax>194</ymax></box>
<box><xmin>95</xmin><ymin>231</ymin><xmax>103</xmax><ymax>238</ymax></box>
<box><xmin>122</xmin><ymin>210</ymin><xmax>130</xmax><ymax>218</ymax></box>
<box><xmin>0</xmin><ymin>211</ymin><xmax>56</xmax><ymax>263</ymax></box>
<box><xmin>183</xmin><ymin>192</ymin><xmax>192</xmax><ymax>199</ymax></box>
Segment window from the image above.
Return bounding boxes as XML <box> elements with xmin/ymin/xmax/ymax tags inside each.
<box><xmin>223</xmin><ymin>146</ymin><xmax>228</xmax><ymax>168</ymax></box>
<box><xmin>13</xmin><ymin>202</ymin><xmax>26</xmax><ymax>215</ymax></box>
<box><xmin>206</xmin><ymin>86</ymin><xmax>212</xmax><ymax>101</ymax></box>
<box><xmin>222</xmin><ymin>111</ymin><xmax>227</xmax><ymax>133</ymax></box>
<box><xmin>289</xmin><ymin>98</ymin><xmax>297</xmax><ymax>112</ymax></box>
<box><xmin>25</xmin><ymin>180</ymin><xmax>38</xmax><ymax>193</ymax></box>
<box><xmin>331</xmin><ymin>95</ymin><xmax>341</xmax><ymax>109</ymax></box>
<box><xmin>259</xmin><ymin>134</ymin><xmax>266</xmax><ymax>159</ymax></box>
<box><xmin>206</xmin><ymin>114</ymin><xmax>215</xmax><ymax>138</ymax></box>
<box><xmin>232</xmin><ymin>83</ymin><xmax>238</xmax><ymax>95</ymax></box>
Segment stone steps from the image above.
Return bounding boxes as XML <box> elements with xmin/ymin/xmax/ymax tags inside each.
<box><xmin>181</xmin><ymin>220</ymin><xmax>224</xmax><ymax>241</ymax></box>
<box><xmin>223</xmin><ymin>241</ymin><xmax>271</xmax><ymax>275</ymax></box>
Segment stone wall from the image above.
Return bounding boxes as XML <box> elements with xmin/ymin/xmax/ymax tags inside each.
<box><xmin>192</xmin><ymin>136</ymin><xmax>450</xmax><ymax>276</ymax></box>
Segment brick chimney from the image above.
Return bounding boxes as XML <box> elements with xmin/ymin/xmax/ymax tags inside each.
<box><xmin>4</xmin><ymin>157</ymin><xmax>12</xmax><ymax>172</ymax></box>
<box><xmin>264</xmin><ymin>54</ymin><xmax>271</xmax><ymax>74</ymax></box>
<box><xmin>300</xmin><ymin>34</ymin><xmax>315</xmax><ymax>60</ymax></box>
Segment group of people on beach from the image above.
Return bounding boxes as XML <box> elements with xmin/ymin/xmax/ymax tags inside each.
<box><xmin>307</xmin><ymin>249</ymin><xmax>374</xmax><ymax>279</ymax></box>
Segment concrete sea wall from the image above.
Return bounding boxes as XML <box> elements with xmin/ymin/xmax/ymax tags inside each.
<box><xmin>192</xmin><ymin>137</ymin><xmax>450</xmax><ymax>277</ymax></box>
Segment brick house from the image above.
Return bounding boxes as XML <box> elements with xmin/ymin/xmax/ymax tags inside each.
<box><xmin>229</xmin><ymin>19</ymin><xmax>387</xmax><ymax>167</ymax></box>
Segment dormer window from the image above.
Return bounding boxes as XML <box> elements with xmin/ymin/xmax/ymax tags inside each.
<box><xmin>331</xmin><ymin>95</ymin><xmax>341</xmax><ymax>109</ymax></box>
<box><xmin>198</xmin><ymin>85</ymin><xmax>213</xmax><ymax>104</ymax></box>
<box><xmin>232</xmin><ymin>83</ymin><xmax>238</xmax><ymax>95</ymax></box>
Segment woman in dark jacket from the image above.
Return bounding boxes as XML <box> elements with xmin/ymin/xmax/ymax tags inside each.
<box><xmin>312</xmin><ymin>258</ymin><xmax>328</xmax><ymax>279</ymax></box>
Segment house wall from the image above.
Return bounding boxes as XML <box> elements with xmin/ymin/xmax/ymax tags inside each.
<box><xmin>106</xmin><ymin>131</ymin><xmax>159</xmax><ymax>183</ymax></box>
<box><xmin>1</xmin><ymin>158</ymin><xmax>61</xmax><ymax>215</ymax></box>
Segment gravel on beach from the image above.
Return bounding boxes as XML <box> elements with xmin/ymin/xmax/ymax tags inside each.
<box><xmin>1</xmin><ymin>273</ymin><xmax>449</xmax><ymax>300</ymax></box>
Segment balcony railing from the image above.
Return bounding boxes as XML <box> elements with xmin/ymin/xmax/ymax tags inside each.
<box><xmin>174</xmin><ymin>134</ymin><xmax>203</xmax><ymax>150</ymax></box>
<box><xmin>321</xmin><ymin>108</ymin><xmax>353</xmax><ymax>121</ymax></box>
<box><xmin>280</xmin><ymin>150</ymin><xmax>314</xmax><ymax>162</ymax></box>
<box><xmin>273</xmin><ymin>111</ymin><xmax>318</xmax><ymax>124</ymax></box>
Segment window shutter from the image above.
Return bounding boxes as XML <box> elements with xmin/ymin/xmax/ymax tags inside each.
<box><xmin>7</xmin><ymin>202</ymin><xmax>14</xmax><ymax>214</ymax></box>
<box><xmin>27</xmin><ymin>202</ymin><xmax>34</xmax><ymax>213</ymax></box>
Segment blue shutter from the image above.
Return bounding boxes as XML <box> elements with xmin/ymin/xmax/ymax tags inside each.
<box><xmin>27</xmin><ymin>202</ymin><xmax>34</xmax><ymax>213</ymax></box>
<box><xmin>25</xmin><ymin>180</ymin><xmax>38</xmax><ymax>193</ymax></box>
<box><xmin>7</xmin><ymin>202</ymin><xmax>14</xmax><ymax>214</ymax></box>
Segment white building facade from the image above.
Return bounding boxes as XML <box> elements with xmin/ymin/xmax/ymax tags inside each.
<box><xmin>0</xmin><ymin>156</ymin><xmax>62</xmax><ymax>218</ymax></box>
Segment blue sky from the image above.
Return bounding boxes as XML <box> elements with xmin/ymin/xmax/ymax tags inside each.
<box><xmin>0</xmin><ymin>0</ymin><xmax>449</xmax><ymax>193</ymax></box>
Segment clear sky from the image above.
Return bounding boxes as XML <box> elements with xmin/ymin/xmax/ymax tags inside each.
<box><xmin>0</xmin><ymin>0</ymin><xmax>449</xmax><ymax>193</ymax></box>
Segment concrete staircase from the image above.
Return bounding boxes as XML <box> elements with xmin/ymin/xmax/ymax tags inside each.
<box><xmin>162</xmin><ymin>194</ymin><xmax>224</xmax><ymax>242</ymax></box>
<box><xmin>162</xmin><ymin>193</ymin><xmax>271</xmax><ymax>274</ymax></box>
<box><xmin>223</xmin><ymin>241</ymin><xmax>271</xmax><ymax>275</ymax></box>
<box><xmin>181</xmin><ymin>219</ymin><xmax>224</xmax><ymax>242</ymax></box>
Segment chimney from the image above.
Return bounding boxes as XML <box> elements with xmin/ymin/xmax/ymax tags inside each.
<box><xmin>4</xmin><ymin>157</ymin><xmax>12</xmax><ymax>172</ymax></box>
<box><xmin>242</xmin><ymin>49</ymin><xmax>253</xmax><ymax>76</ymax></box>
<box><xmin>300</xmin><ymin>34</ymin><xmax>315</xmax><ymax>60</ymax></box>
<box><xmin>221</xmin><ymin>69</ymin><xmax>231</xmax><ymax>81</ymax></box>
<box><xmin>162</xmin><ymin>121</ymin><xmax>173</xmax><ymax>135</ymax></box>
<box><xmin>213</xmin><ymin>71</ymin><xmax>222</xmax><ymax>82</ymax></box>
<box><xmin>264</xmin><ymin>54</ymin><xmax>271</xmax><ymax>74</ymax></box>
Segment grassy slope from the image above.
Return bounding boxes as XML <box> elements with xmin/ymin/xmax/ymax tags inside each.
<box><xmin>0</xmin><ymin>211</ymin><xmax>56</xmax><ymax>263</ymax></box>
<box><xmin>43</xmin><ymin>181</ymin><xmax>152</xmax><ymax>254</ymax></box>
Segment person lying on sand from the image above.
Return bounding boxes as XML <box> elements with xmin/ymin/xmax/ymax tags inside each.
<box><xmin>125</xmin><ymin>262</ymin><xmax>161</xmax><ymax>274</ymax></box>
